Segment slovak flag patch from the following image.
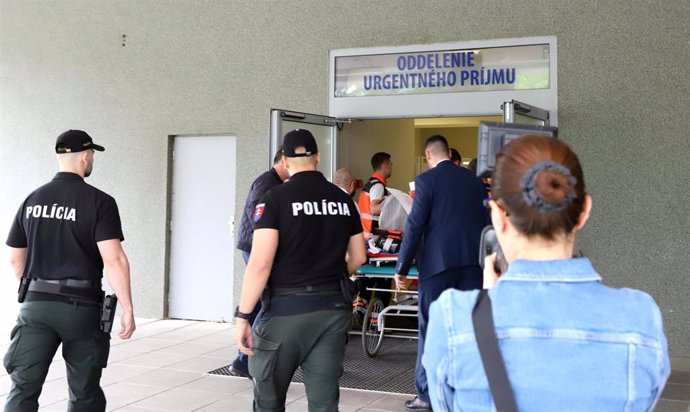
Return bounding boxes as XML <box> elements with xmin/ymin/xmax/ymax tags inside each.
<box><xmin>253</xmin><ymin>203</ymin><xmax>265</xmax><ymax>222</ymax></box>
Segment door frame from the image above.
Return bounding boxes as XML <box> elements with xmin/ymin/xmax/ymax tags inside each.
<box><xmin>164</xmin><ymin>133</ymin><xmax>236</xmax><ymax>320</ymax></box>
<box><xmin>270</xmin><ymin>109</ymin><xmax>340</xmax><ymax>180</ymax></box>
<box><xmin>502</xmin><ymin>99</ymin><xmax>551</xmax><ymax>126</ymax></box>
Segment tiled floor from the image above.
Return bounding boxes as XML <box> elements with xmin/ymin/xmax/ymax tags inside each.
<box><xmin>0</xmin><ymin>318</ymin><xmax>413</xmax><ymax>411</ymax></box>
<box><xmin>0</xmin><ymin>318</ymin><xmax>688</xmax><ymax>411</ymax></box>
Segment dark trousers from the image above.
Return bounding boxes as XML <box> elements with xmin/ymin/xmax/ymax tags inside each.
<box><xmin>3</xmin><ymin>301</ymin><xmax>110</xmax><ymax>412</ymax></box>
<box><xmin>233</xmin><ymin>250</ymin><xmax>262</xmax><ymax>373</ymax></box>
<box><xmin>249</xmin><ymin>308</ymin><xmax>350</xmax><ymax>412</ymax></box>
<box><xmin>415</xmin><ymin>266</ymin><xmax>482</xmax><ymax>403</ymax></box>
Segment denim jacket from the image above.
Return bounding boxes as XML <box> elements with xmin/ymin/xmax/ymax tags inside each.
<box><xmin>423</xmin><ymin>258</ymin><xmax>669</xmax><ymax>412</ymax></box>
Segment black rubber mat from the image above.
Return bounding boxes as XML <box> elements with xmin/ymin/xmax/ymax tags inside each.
<box><xmin>207</xmin><ymin>336</ymin><xmax>416</xmax><ymax>395</ymax></box>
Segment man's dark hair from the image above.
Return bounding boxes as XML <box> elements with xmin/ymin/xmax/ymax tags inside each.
<box><xmin>370</xmin><ymin>152</ymin><xmax>391</xmax><ymax>171</ymax></box>
<box><xmin>468</xmin><ymin>158</ymin><xmax>478</xmax><ymax>174</ymax></box>
<box><xmin>425</xmin><ymin>135</ymin><xmax>449</xmax><ymax>157</ymax></box>
<box><xmin>450</xmin><ymin>148</ymin><xmax>462</xmax><ymax>163</ymax></box>
<box><xmin>272</xmin><ymin>147</ymin><xmax>284</xmax><ymax>164</ymax></box>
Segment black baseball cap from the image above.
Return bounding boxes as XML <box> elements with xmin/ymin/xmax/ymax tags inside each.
<box><xmin>282</xmin><ymin>129</ymin><xmax>318</xmax><ymax>158</ymax></box>
<box><xmin>55</xmin><ymin>130</ymin><xmax>105</xmax><ymax>153</ymax></box>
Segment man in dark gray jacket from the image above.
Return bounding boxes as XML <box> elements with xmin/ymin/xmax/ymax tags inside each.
<box><xmin>231</xmin><ymin>147</ymin><xmax>288</xmax><ymax>377</ymax></box>
<box><xmin>236</xmin><ymin>148</ymin><xmax>289</xmax><ymax>261</ymax></box>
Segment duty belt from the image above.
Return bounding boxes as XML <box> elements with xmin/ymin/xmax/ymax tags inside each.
<box><xmin>271</xmin><ymin>285</ymin><xmax>340</xmax><ymax>297</ymax></box>
<box><xmin>33</xmin><ymin>278</ymin><xmax>102</xmax><ymax>288</ymax></box>
<box><xmin>28</xmin><ymin>279</ymin><xmax>103</xmax><ymax>302</ymax></box>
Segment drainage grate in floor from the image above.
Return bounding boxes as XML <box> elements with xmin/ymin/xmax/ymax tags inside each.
<box><xmin>207</xmin><ymin>364</ymin><xmax>234</xmax><ymax>376</ymax></box>
<box><xmin>207</xmin><ymin>335</ymin><xmax>416</xmax><ymax>395</ymax></box>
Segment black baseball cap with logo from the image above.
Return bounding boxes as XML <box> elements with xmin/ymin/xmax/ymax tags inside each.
<box><xmin>282</xmin><ymin>129</ymin><xmax>318</xmax><ymax>158</ymax></box>
<box><xmin>55</xmin><ymin>130</ymin><xmax>105</xmax><ymax>153</ymax></box>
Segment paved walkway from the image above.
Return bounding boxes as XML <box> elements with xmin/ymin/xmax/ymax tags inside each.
<box><xmin>0</xmin><ymin>318</ymin><xmax>688</xmax><ymax>411</ymax></box>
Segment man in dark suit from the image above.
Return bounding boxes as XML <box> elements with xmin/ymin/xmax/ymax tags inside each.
<box><xmin>395</xmin><ymin>135</ymin><xmax>489</xmax><ymax>411</ymax></box>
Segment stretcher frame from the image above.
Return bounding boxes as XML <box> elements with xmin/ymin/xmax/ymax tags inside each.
<box><xmin>354</xmin><ymin>263</ymin><xmax>419</xmax><ymax>357</ymax></box>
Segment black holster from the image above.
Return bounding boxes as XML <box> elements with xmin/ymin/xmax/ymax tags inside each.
<box><xmin>100</xmin><ymin>294</ymin><xmax>118</xmax><ymax>333</ymax></box>
<box><xmin>18</xmin><ymin>277</ymin><xmax>31</xmax><ymax>303</ymax></box>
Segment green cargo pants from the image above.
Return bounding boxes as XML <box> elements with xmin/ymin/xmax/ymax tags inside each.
<box><xmin>3</xmin><ymin>300</ymin><xmax>110</xmax><ymax>412</ymax></box>
<box><xmin>249</xmin><ymin>308</ymin><xmax>350</xmax><ymax>412</ymax></box>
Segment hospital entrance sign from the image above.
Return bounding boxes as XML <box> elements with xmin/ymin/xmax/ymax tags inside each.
<box><xmin>329</xmin><ymin>36</ymin><xmax>558</xmax><ymax>123</ymax></box>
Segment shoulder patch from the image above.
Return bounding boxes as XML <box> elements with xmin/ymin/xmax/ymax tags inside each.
<box><xmin>253</xmin><ymin>203</ymin><xmax>265</xmax><ymax>223</ymax></box>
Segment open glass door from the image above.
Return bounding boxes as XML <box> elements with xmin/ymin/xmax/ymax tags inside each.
<box><xmin>502</xmin><ymin>99</ymin><xmax>550</xmax><ymax>126</ymax></box>
<box><xmin>270</xmin><ymin>109</ymin><xmax>339</xmax><ymax>181</ymax></box>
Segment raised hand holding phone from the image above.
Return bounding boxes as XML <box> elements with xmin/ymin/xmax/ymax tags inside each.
<box><xmin>479</xmin><ymin>225</ymin><xmax>507</xmax><ymax>289</ymax></box>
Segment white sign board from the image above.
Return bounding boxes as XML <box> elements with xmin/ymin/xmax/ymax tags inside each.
<box><xmin>329</xmin><ymin>36</ymin><xmax>558</xmax><ymax>123</ymax></box>
<box><xmin>335</xmin><ymin>44</ymin><xmax>550</xmax><ymax>97</ymax></box>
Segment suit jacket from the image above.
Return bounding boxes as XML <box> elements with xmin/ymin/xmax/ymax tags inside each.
<box><xmin>396</xmin><ymin>160</ymin><xmax>489</xmax><ymax>280</ymax></box>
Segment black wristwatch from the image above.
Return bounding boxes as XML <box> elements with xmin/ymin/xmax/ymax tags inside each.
<box><xmin>234</xmin><ymin>306</ymin><xmax>252</xmax><ymax>320</ymax></box>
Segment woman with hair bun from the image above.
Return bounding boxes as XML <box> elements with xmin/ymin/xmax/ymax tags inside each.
<box><xmin>423</xmin><ymin>135</ymin><xmax>669</xmax><ymax>412</ymax></box>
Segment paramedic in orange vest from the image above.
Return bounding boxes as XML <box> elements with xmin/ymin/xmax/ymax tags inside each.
<box><xmin>357</xmin><ymin>152</ymin><xmax>392</xmax><ymax>238</ymax></box>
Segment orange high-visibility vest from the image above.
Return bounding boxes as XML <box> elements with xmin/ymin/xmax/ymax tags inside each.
<box><xmin>357</xmin><ymin>173</ymin><xmax>387</xmax><ymax>238</ymax></box>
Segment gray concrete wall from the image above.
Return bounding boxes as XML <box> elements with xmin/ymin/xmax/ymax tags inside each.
<box><xmin>1</xmin><ymin>1</ymin><xmax>688</xmax><ymax>355</ymax></box>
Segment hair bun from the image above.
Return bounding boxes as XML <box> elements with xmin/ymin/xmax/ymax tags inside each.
<box><xmin>535</xmin><ymin>170</ymin><xmax>575</xmax><ymax>204</ymax></box>
<box><xmin>520</xmin><ymin>160</ymin><xmax>577</xmax><ymax>213</ymax></box>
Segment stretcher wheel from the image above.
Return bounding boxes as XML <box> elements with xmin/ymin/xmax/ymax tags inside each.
<box><xmin>362</xmin><ymin>297</ymin><xmax>385</xmax><ymax>357</ymax></box>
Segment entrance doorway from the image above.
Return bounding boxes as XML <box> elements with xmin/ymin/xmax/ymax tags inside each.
<box><xmin>338</xmin><ymin>115</ymin><xmax>502</xmax><ymax>194</ymax></box>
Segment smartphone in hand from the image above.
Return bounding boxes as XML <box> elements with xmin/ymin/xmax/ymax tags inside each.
<box><xmin>479</xmin><ymin>225</ymin><xmax>507</xmax><ymax>274</ymax></box>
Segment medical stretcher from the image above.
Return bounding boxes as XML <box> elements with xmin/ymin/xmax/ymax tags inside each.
<box><xmin>354</xmin><ymin>263</ymin><xmax>419</xmax><ymax>357</ymax></box>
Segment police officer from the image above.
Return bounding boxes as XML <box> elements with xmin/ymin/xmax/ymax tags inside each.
<box><xmin>235</xmin><ymin>129</ymin><xmax>367</xmax><ymax>412</ymax></box>
<box><xmin>4</xmin><ymin>130</ymin><xmax>136</xmax><ymax>412</ymax></box>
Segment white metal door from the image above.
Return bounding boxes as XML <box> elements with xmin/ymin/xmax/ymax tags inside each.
<box><xmin>169</xmin><ymin>135</ymin><xmax>236</xmax><ymax>321</ymax></box>
<box><xmin>270</xmin><ymin>110</ymin><xmax>340</xmax><ymax>181</ymax></box>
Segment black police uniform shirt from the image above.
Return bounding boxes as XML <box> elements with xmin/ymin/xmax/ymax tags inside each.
<box><xmin>253</xmin><ymin>170</ymin><xmax>363</xmax><ymax>291</ymax></box>
<box><xmin>6</xmin><ymin>172</ymin><xmax>124</xmax><ymax>280</ymax></box>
